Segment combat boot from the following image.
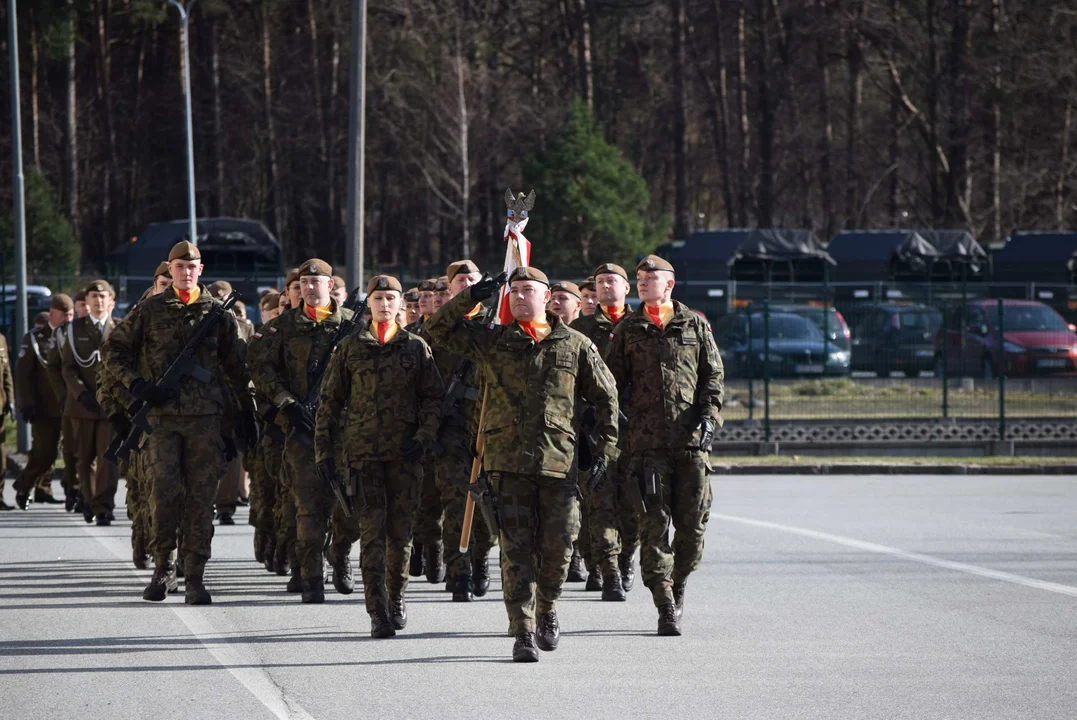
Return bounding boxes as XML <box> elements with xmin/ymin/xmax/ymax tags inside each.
<box><xmin>184</xmin><ymin>557</ymin><xmax>212</xmax><ymax>605</ymax></box>
<box><xmin>566</xmin><ymin>553</ymin><xmax>586</xmax><ymax>582</ymax></box>
<box><xmin>331</xmin><ymin>556</ymin><xmax>354</xmax><ymax>595</ymax></box>
<box><xmin>535</xmin><ymin>610</ymin><xmax>560</xmax><ymax>651</ymax></box>
<box><xmin>174</xmin><ymin>558</ymin><xmax>184</xmax><ymax>578</ymax></box>
<box><xmin>452</xmin><ymin>574</ymin><xmax>474</xmax><ymax>602</ymax></box>
<box><xmin>34</xmin><ymin>490</ymin><xmax>63</xmax><ymax>504</ymax></box>
<box><xmin>389</xmin><ymin>595</ymin><xmax>407</xmax><ymax>630</ymax></box>
<box><xmin>673</xmin><ymin>579</ymin><xmax>686</xmax><ymax>620</ymax></box>
<box><xmin>64</xmin><ymin>490</ymin><xmax>78</xmax><ymax>513</ymax></box>
<box><xmin>15</xmin><ymin>491</ymin><xmax>31</xmax><ymax>511</ymax></box>
<box><xmin>274</xmin><ymin>543</ymin><xmax>290</xmax><ymax>576</ymax></box>
<box><xmin>409</xmin><ymin>542</ymin><xmax>425</xmax><ymax>577</ymax></box>
<box><xmin>512</xmin><ymin>632</ymin><xmax>539</xmax><ymax>663</ymax></box>
<box><xmin>263</xmin><ymin>536</ymin><xmax>277</xmax><ymax>573</ymax></box>
<box><xmin>601</xmin><ymin>572</ymin><xmax>626</xmax><ymax>601</ymax></box>
<box><xmin>131</xmin><ymin>529</ymin><xmax>149</xmax><ymax>570</ymax></box>
<box><xmin>254</xmin><ymin>531</ymin><xmax>267</xmax><ymax>564</ymax></box>
<box><xmin>301</xmin><ymin>576</ymin><xmax>325</xmax><ymax>604</ymax></box>
<box><xmin>143</xmin><ymin>564</ymin><xmax>173</xmax><ymax>602</ymax></box>
<box><xmin>585</xmin><ymin>569</ymin><xmax>603</xmax><ymax>592</ymax></box>
<box><xmin>82</xmin><ymin>504</ymin><xmax>93</xmax><ymax>523</ymax></box>
<box><xmin>424</xmin><ymin>542</ymin><xmax>445</xmax><ymax>584</ymax></box>
<box><xmin>370</xmin><ymin>607</ymin><xmax>397</xmax><ymax>639</ymax></box>
<box><xmin>472</xmin><ymin>553</ymin><xmax>490</xmax><ymax>598</ymax></box>
<box><xmin>286</xmin><ymin>565</ymin><xmax>303</xmax><ymax>593</ymax></box>
<box><xmin>619</xmin><ymin>552</ymin><xmax>636</xmax><ymax>592</ymax></box>
<box><xmin>657</xmin><ymin>603</ymin><xmax>681</xmax><ymax>636</ymax></box>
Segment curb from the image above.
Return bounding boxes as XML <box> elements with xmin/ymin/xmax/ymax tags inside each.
<box><xmin>710</xmin><ymin>463</ymin><xmax>1077</xmax><ymax>475</ymax></box>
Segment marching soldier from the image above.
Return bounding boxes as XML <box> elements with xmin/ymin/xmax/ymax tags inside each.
<box><xmin>10</xmin><ymin>295</ymin><xmax>74</xmax><ymax>510</ymax></box>
<box><xmin>579</xmin><ymin>277</ymin><xmax>597</xmax><ymax>317</ymax></box>
<box><xmin>46</xmin><ymin>297</ymin><xmax>81</xmax><ymax>512</ymax></box>
<box><xmin>233</xmin><ymin>302</ymin><xmax>255</xmax><ymax>342</ymax></box>
<box><xmin>0</xmin><ymin>332</ymin><xmax>14</xmax><ymax>509</ymax></box>
<box><xmin>284</xmin><ymin>268</ymin><xmax>302</xmax><ymax>309</ymax></box>
<box><xmin>61</xmin><ymin>280</ymin><xmax>118</xmax><ymax>525</ymax></box>
<box><xmin>571</xmin><ymin>263</ymin><xmax>640</xmax><ymax>599</ymax></box>
<box><xmin>426</xmin><ymin>267</ymin><xmax>619</xmax><ymax>663</ymax></box>
<box><xmin>102</xmin><ymin>241</ymin><xmax>256</xmax><ymax>604</ymax></box>
<box><xmin>251</xmin><ymin>259</ymin><xmax>361</xmax><ymax>603</ymax></box>
<box><xmin>73</xmin><ymin>289</ymin><xmax>88</xmax><ymax>320</ymax></box>
<box><xmin>206</xmin><ymin>280</ymin><xmax>248</xmax><ymax>525</ymax></box>
<box><xmin>331</xmin><ymin>275</ymin><xmax>348</xmax><ymax>306</ymax></box>
<box><xmin>152</xmin><ymin>261</ymin><xmax>174</xmax><ymax>295</ymax></box>
<box><xmin>549</xmin><ymin>281</ymin><xmax>582</xmax><ymax>325</ymax></box>
<box><xmin>404</xmin><ymin>288</ymin><xmax>421</xmax><ymax>326</ymax></box>
<box><xmin>605</xmin><ymin>255</ymin><xmax>723</xmax><ymax>636</ymax></box>
<box><xmin>315</xmin><ymin>274</ymin><xmax>443</xmax><ymax>637</ymax></box>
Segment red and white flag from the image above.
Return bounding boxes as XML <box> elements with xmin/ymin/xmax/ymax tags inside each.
<box><xmin>496</xmin><ymin>211</ymin><xmax>532</xmax><ymax>325</ymax></box>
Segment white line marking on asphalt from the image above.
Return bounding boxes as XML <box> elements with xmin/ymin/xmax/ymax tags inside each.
<box><xmin>82</xmin><ymin>522</ymin><xmax>317</xmax><ymax>720</ymax></box>
<box><xmin>715</xmin><ymin>513</ymin><xmax>1077</xmax><ymax>598</ymax></box>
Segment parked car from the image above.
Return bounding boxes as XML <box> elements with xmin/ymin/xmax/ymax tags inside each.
<box><xmin>768</xmin><ymin>304</ymin><xmax>851</xmax><ymax>353</ymax></box>
<box><xmin>849</xmin><ymin>304</ymin><xmax>942</xmax><ymax>377</ymax></box>
<box><xmin>714</xmin><ymin>311</ymin><xmax>850</xmax><ymax>378</ymax></box>
<box><xmin>936</xmin><ymin>299</ymin><xmax>1077</xmax><ymax>377</ymax></box>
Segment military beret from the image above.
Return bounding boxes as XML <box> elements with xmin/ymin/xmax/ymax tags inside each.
<box><xmin>636</xmin><ymin>254</ymin><xmax>674</xmax><ymax>274</ymax></box>
<box><xmin>366</xmin><ymin>274</ymin><xmax>403</xmax><ymax>294</ymax></box>
<box><xmin>446</xmin><ymin>259</ymin><xmax>480</xmax><ymax>282</ymax></box>
<box><xmin>285</xmin><ymin>268</ymin><xmax>300</xmax><ymax>286</ymax></box>
<box><xmin>594</xmin><ymin>263</ymin><xmax>628</xmax><ymax>281</ymax></box>
<box><xmin>85</xmin><ymin>279</ymin><xmax>113</xmax><ymax>295</ymax></box>
<box><xmin>579</xmin><ymin>276</ymin><xmax>596</xmax><ymax>292</ymax></box>
<box><xmin>50</xmin><ymin>294</ymin><xmax>74</xmax><ymax>312</ymax></box>
<box><xmin>207</xmin><ymin>280</ymin><xmax>233</xmax><ymax>299</ymax></box>
<box><xmin>418</xmin><ymin>278</ymin><xmax>439</xmax><ymax>292</ymax></box>
<box><xmin>331</xmin><ymin>275</ymin><xmax>346</xmax><ymax>291</ymax></box>
<box><xmin>508</xmin><ymin>266</ymin><xmax>550</xmax><ymax>286</ymax></box>
<box><xmin>260</xmin><ymin>291</ymin><xmax>280</xmax><ymax>310</ymax></box>
<box><xmin>33</xmin><ymin>311</ymin><xmax>49</xmax><ymax>327</ymax></box>
<box><xmin>436</xmin><ymin>276</ymin><xmax>449</xmax><ymax>291</ymax></box>
<box><xmin>550</xmin><ymin>281</ymin><xmax>581</xmax><ymax>298</ymax></box>
<box><xmin>404</xmin><ymin>288</ymin><xmax>420</xmax><ymax>303</ymax></box>
<box><xmin>299</xmin><ymin>258</ymin><xmax>333</xmax><ymax>278</ymax></box>
<box><xmin>154</xmin><ymin>261</ymin><xmax>172</xmax><ymax>279</ymax></box>
<box><xmin>168</xmin><ymin>240</ymin><xmax>200</xmax><ymax>262</ymax></box>
<box><xmin>74</xmin><ymin>289</ymin><xmax>87</xmax><ymax>303</ymax></box>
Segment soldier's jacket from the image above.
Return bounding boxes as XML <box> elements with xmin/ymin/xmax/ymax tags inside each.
<box><xmin>60</xmin><ymin>315</ymin><xmax>116</xmax><ymax>420</ymax></box>
<box><xmin>314</xmin><ymin>324</ymin><xmax>444</xmax><ymax>465</ymax></box>
<box><xmin>46</xmin><ymin>325</ymin><xmax>68</xmax><ymax>408</ymax></box>
<box><xmin>247</xmin><ymin>320</ymin><xmax>288</xmax><ymax>436</ymax></box>
<box><xmin>96</xmin><ymin>360</ymin><xmax>133</xmax><ymax>420</ymax></box>
<box><xmin>0</xmin><ymin>334</ymin><xmax>13</xmax><ymax>407</ymax></box>
<box><xmin>570</xmin><ymin>304</ymin><xmax>625</xmax><ymax>360</ymax></box>
<box><xmin>101</xmin><ymin>284</ymin><xmax>253</xmax><ymax>417</ymax></box>
<box><xmin>16</xmin><ymin>325</ymin><xmax>64</xmax><ymax>418</ymax></box>
<box><xmin>605</xmin><ymin>300</ymin><xmax>724</xmax><ymax>453</ymax></box>
<box><xmin>424</xmin><ymin>287</ymin><xmax>619</xmax><ymax>479</ymax></box>
<box><xmin>237</xmin><ymin>317</ymin><xmax>255</xmax><ymax>343</ymax></box>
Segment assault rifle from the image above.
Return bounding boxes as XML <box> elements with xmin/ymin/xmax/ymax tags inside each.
<box><xmin>105</xmin><ymin>289</ymin><xmax>240</xmax><ymax>465</ymax></box>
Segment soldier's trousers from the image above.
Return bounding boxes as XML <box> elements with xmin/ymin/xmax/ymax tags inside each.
<box><xmin>629</xmin><ymin>449</ymin><xmax>713</xmax><ymax>607</ymax></box>
<box><xmin>583</xmin><ymin>456</ymin><xmax>641</xmax><ymax>574</ymax></box>
<box><xmin>436</xmin><ymin>447</ymin><xmax>497</xmax><ymax>581</ymax></box>
<box><xmin>125</xmin><ymin>452</ymin><xmax>151</xmax><ymax>553</ymax></box>
<box><xmin>73</xmin><ymin>417</ymin><xmax>119</xmax><ymax>516</ymax></box>
<box><xmin>352</xmin><ymin>459</ymin><xmax>421</xmax><ymax>613</ymax></box>
<box><xmin>262</xmin><ymin>438</ymin><xmax>289</xmax><ymax>549</ymax></box>
<box><xmin>246</xmin><ymin>443</ymin><xmax>268</xmax><ymax>530</ymax></box>
<box><xmin>215</xmin><ymin>456</ymin><xmax>244</xmax><ymax>516</ymax></box>
<box><xmin>13</xmin><ymin>418</ymin><xmax>61</xmax><ymax>493</ymax></box>
<box><xmin>492</xmin><ymin>471</ymin><xmax>580</xmax><ymax>635</ymax></box>
<box><xmin>142</xmin><ymin>415</ymin><xmax>227</xmax><ymax>567</ymax></box>
<box><xmin>61</xmin><ymin>415</ymin><xmax>77</xmax><ymax>494</ymax></box>
<box><xmin>413</xmin><ymin>453</ymin><xmax>442</xmax><ymax>547</ymax></box>
<box><xmin>284</xmin><ymin>440</ymin><xmax>360</xmax><ymax>580</ymax></box>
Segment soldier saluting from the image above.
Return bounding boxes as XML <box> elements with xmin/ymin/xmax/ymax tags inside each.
<box><xmin>425</xmin><ymin>266</ymin><xmax>619</xmax><ymax>663</ymax></box>
<box><xmin>605</xmin><ymin>255</ymin><xmax>723</xmax><ymax>637</ymax></box>
<box><xmin>315</xmin><ymin>274</ymin><xmax>443</xmax><ymax>638</ymax></box>
<box><xmin>102</xmin><ymin>241</ymin><xmax>256</xmax><ymax>605</ymax></box>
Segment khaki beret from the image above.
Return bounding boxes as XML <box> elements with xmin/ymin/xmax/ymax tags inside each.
<box><xmin>299</xmin><ymin>258</ymin><xmax>333</xmax><ymax>278</ymax></box>
<box><xmin>260</xmin><ymin>291</ymin><xmax>280</xmax><ymax>310</ymax></box>
<box><xmin>85</xmin><ymin>279</ymin><xmax>113</xmax><ymax>295</ymax></box>
<box><xmin>154</xmin><ymin>261</ymin><xmax>172</xmax><ymax>279</ymax></box>
<box><xmin>418</xmin><ymin>278</ymin><xmax>439</xmax><ymax>292</ymax></box>
<box><xmin>550</xmin><ymin>281</ymin><xmax>581</xmax><ymax>298</ymax></box>
<box><xmin>594</xmin><ymin>263</ymin><xmax>628</xmax><ymax>281</ymax></box>
<box><xmin>507</xmin><ymin>266</ymin><xmax>550</xmax><ymax>286</ymax></box>
<box><xmin>285</xmin><ymin>268</ymin><xmax>300</xmax><ymax>286</ymax></box>
<box><xmin>436</xmin><ymin>276</ymin><xmax>449</xmax><ymax>291</ymax></box>
<box><xmin>207</xmin><ymin>280</ymin><xmax>233</xmax><ymax>299</ymax></box>
<box><xmin>50</xmin><ymin>294</ymin><xmax>74</xmax><ymax>312</ymax></box>
<box><xmin>579</xmin><ymin>276</ymin><xmax>596</xmax><ymax>292</ymax></box>
<box><xmin>636</xmin><ymin>254</ymin><xmax>674</xmax><ymax>274</ymax></box>
<box><xmin>404</xmin><ymin>288</ymin><xmax>420</xmax><ymax>303</ymax></box>
<box><xmin>331</xmin><ymin>275</ymin><xmax>346</xmax><ymax>291</ymax></box>
<box><xmin>446</xmin><ymin>260</ymin><xmax>480</xmax><ymax>282</ymax></box>
<box><xmin>168</xmin><ymin>240</ymin><xmax>200</xmax><ymax>262</ymax></box>
<box><xmin>33</xmin><ymin>311</ymin><xmax>49</xmax><ymax>327</ymax></box>
<box><xmin>74</xmin><ymin>289</ymin><xmax>87</xmax><ymax>303</ymax></box>
<box><xmin>366</xmin><ymin>275</ymin><xmax>403</xmax><ymax>294</ymax></box>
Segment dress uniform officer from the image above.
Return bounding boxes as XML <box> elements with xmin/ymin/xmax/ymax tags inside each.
<box><xmin>425</xmin><ymin>266</ymin><xmax>619</xmax><ymax>663</ymax></box>
<box><xmin>605</xmin><ymin>255</ymin><xmax>724</xmax><ymax>636</ymax></box>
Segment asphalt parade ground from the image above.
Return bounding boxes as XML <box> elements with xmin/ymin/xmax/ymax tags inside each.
<box><xmin>1</xmin><ymin>474</ymin><xmax>1075</xmax><ymax>720</ymax></box>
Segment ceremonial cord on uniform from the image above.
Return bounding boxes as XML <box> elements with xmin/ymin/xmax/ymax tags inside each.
<box><xmin>28</xmin><ymin>328</ymin><xmax>49</xmax><ymax>368</ymax></box>
<box><xmin>65</xmin><ymin>321</ymin><xmax>102</xmax><ymax>369</ymax></box>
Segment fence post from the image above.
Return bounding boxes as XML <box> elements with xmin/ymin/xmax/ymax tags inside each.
<box><xmin>822</xmin><ymin>264</ymin><xmax>831</xmax><ymax>361</ymax></box>
<box><xmin>763</xmin><ymin>300</ymin><xmax>771</xmax><ymax>443</ymax></box>
<box><xmin>998</xmin><ymin>297</ymin><xmax>1006</xmax><ymax>441</ymax></box>
<box><xmin>747</xmin><ymin>309</ymin><xmax>754</xmax><ymax>420</ymax></box>
<box><xmin>941</xmin><ymin>311</ymin><xmax>949</xmax><ymax>419</ymax></box>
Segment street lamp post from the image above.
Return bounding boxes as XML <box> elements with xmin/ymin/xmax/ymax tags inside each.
<box><xmin>7</xmin><ymin>0</ymin><xmax>30</xmax><ymax>452</ymax></box>
<box><xmin>345</xmin><ymin>0</ymin><xmax>367</xmax><ymax>293</ymax></box>
<box><xmin>167</xmin><ymin>0</ymin><xmax>198</xmax><ymax>245</ymax></box>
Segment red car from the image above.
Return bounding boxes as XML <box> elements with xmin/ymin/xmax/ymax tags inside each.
<box><xmin>936</xmin><ymin>299</ymin><xmax>1077</xmax><ymax>377</ymax></box>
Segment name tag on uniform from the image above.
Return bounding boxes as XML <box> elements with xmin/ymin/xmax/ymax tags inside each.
<box><xmin>554</xmin><ymin>351</ymin><xmax>574</xmax><ymax>369</ymax></box>
<box><xmin>680</xmin><ymin>332</ymin><xmax>698</xmax><ymax>345</ymax></box>
<box><xmin>400</xmin><ymin>352</ymin><xmax>416</xmax><ymax>369</ymax></box>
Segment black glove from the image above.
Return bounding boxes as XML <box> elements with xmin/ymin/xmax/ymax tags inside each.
<box><xmin>78</xmin><ymin>390</ymin><xmax>103</xmax><ymax>415</ymax></box>
<box><xmin>109</xmin><ymin>414</ymin><xmax>132</xmax><ymax>440</ymax></box>
<box><xmin>402</xmin><ymin>436</ymin><xmax>427</xmax><ymax>461</ymax></box>
<box><xmin>470</xmin><ymin>272</ymin><xmax>508</xmax><ymax>302</ymax></box>
<box><xmin>222</xmin><ymin>437</ymin><xmax>238</xmax><ymax>461</ymax></box>
<box><xmin>3</xmin><ymin>402</ymin><xmax>13</xmax><ymax>421</ymax></box>
<box><xmin>19</xmin><ymin>406</ymin><xmax>35</xmax><ymax>424</ymax></box>
<box><xmin>587</xmin><ymin>457</ymin><xmax>608</xmax><ymax>492</ymax></box>
<box><xmin>283</xmin><ymin>402</ymin><xmax>315</xmax><ymax>433</ymax></box>
<box><xmin>698</xmin><ymin>418</ymin><xmax>715</xmax><ymax>453</ymax></box>
<box><xmin>316</xmin><ymin>458</ymin><xmax>337</xmax><ymax>485</ymax></box>
<box><xmin>242</xmin><ymin>409</ymin><xmax>261</xmax><ymax>448</ymax></box>
<box><xmin>131</xmin><ymin>377</ymin><xmax>172</xmax><ymax>407</ymax></box>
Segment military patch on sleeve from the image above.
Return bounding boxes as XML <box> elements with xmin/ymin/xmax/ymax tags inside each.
<box><xmin>253</xmin><ymin>332</ymin><xmax>263</xmax><ymax>339</ymax></box>
<box><xmin>608</xmin><ymin>333</ymin><xmax>615</xmax><ymax>342</ymax></box>
<box><xmin>267</xmin><ymin>327</ymin><xmax>278</xmax><ymax>334</ymax></box>
<box><xmin>590</xmin><ymin>342</ymin><xmax>598</xmax><ymax>354</ymax></box>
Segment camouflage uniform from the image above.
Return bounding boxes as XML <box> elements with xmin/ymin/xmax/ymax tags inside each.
<box><xmin>425</xmin><ymin>286</ymin><xmax>619</xmax><ymax>636</ymax></box>
<box><xmin>101</xmin><ymin>284</ymin><xmax>253</xmax><ymax>581</ymax></box>
<box><xmin>407</xmin><ymin>316</ymin><xmax>445</xmax><ymax>581</ymax></box>
<box><xmin>315</xmin><ymin>322</ymin><xmax>443</xmax><ymax>614</ymax></box>
<box><xmin>13</xmin><ymin>324</ymin><xmax>65</xmax><ymax>499</ymax></box>
<box><xmin>571</xmin><ymin>304</ymin><xmax>640</xmax><ymax>580</ymax></box>
<box><xmin>605</xmin><ymin>300</ymin><xmax>723</xmax><ymax>608</ymax></box>
<box><xmin>251</xmin><ymin>301</ymin><xmax>362</xmax><ymax>588</ymax></box>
